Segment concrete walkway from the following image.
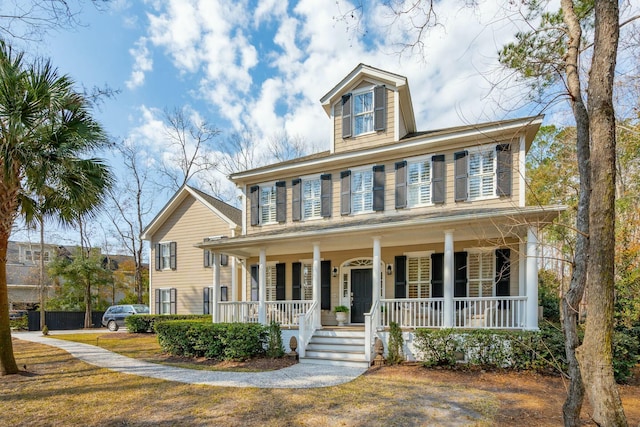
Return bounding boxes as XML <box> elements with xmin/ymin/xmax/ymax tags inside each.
<box><xmin>12</xmin><ymin>331</ymin><xmax>368</xmax><ymax>389</ymax></box>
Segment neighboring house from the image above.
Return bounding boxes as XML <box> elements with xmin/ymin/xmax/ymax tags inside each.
<box><xmin>6</xmin><ymin>240</ymin><xmax>59</xmax><ymax>310</ymax></box>
<box><xmin>141</xmin><ymin>185</ymin><xmax>242</xmax><ymax>315</ymax></box>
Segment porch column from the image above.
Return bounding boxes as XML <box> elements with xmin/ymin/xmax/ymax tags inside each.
<box><xmin>231</xmin><ymin>256</ymin><xmax>237</xmax><ymax>302</ymax></box>
<box><xmin>241</xmin><ymin>259</ymin><xmax>247</xmax><ymax>302</ymax></box>
<box><xmin>372</xmin><ymin>236</ymin><xmax>381</xmax><ymax>307</ymax></box>
<box><xmin>313</xmin><ymin>242</ymin><xmax>321</xmax><ymax>329</ymax></box>
<box><xmin>443</xmin><ymin>230</ymin><xmax>454</xmax><ymax>327</ymax></box>
<box><xmin>525</xmin><ymin>226</ymin><xmax>539</xmax><ymax>330</ymax></box>
<box><xmin>212</xmin><ymin>252</ymin><xmax>220</xmax><ymax>323</ymax></box>
<box><xmin>518</xmin><ymin>242</ymin><xmax>526</xmax><ymax>297</ymax></box>
<box><xmin>258</xmin><ymin>248</ymin><xmax>267</xmax><ymax>324</ymax></box>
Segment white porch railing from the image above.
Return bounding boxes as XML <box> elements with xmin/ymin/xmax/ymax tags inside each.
<box><xmin>379</xmin><ymin>297</ymin><xmax>527</xmax><ymax>330</ymax></box>
<box><xmin>364</xmin><ymin>299</ymin><xmax>380</xmax><ymax>362</ymax></box>
<box><xmin>454</xmin><ymin>297</ymin><xmax>526</xmax><ymax>329</ymax></box>
<box><xmin>297</xmin><ymin>300</ymin><xmax>317</xmax><ymax>358</ymax></box>
<box><xmin>218</xmin><ymin>302</ymin><xmax>259</xmax><ymax>323</ymax></box>
<box><xmin>265</xmin><ymin>300</ymin><xmax>314</xmax><ymax>327</ymax></box>
<box><xmin>381</xmin><ymin>298</ymin><xmax>444</xmax><ymax>328</ymax></box>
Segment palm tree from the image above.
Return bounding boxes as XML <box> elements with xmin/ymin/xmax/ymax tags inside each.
<box><xmin>0</xmin><ymin>41</ymin><xmax>113</xmax><ymax>375</ymax></box>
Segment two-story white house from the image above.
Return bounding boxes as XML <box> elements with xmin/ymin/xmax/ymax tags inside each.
<box><xmin>156</xmin><ymin>64</ymin><xmax>563</xmax><ymax>367</ymax></box>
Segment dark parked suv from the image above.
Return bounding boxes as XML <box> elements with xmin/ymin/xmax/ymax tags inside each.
<box><xmin>101</xmin><ymin>304</ymin><xmax>149</xmax><ymax>331</ymax></box>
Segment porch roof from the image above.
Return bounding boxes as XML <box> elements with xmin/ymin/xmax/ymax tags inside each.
<box><xmin>196</xmin><ymin>205</ymin><xmax>565</xmax><ymax>258</ymax></box>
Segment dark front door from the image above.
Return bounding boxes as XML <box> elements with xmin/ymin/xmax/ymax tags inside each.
<box><xmin>351</xmin><ymin>269</ymin><xmax>372</xmax><ymax>323</ymax></box>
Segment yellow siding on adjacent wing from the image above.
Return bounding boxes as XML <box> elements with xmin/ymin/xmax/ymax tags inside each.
<box><xmin>150</xmin><ymin>196</ymin><xmax>236</xmax><ymax>314</ymax></box>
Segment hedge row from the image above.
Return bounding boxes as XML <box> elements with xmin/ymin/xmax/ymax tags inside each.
<box><xmin>125</xmin><ymin>314</ymin><xmax>211</xmax><ymax>333</ymax></box>
<box><xmin>413</xmin><ymin>323</ymin><xmax>640</xmax><ymax>383</ymax></box>
<box><xmin>155</xmin><ymin>321</ymin><xmax>268</xmax><ymax>361</ymax></box>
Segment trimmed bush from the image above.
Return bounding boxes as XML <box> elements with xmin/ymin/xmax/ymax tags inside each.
<box><xmin>125</xmin><ymin>314</ymin><xmax>210</xmax><ymax>333</ymax></box>
<box><xmin>414</xmin><ymin>328</ymin><xmax>460</xmax><ymax>367</ymax></box>
<box><xmin>266</xmin><ymin>321</ymin><xmax>285</xmax><ymax>358</ymax></box>
<box><xmin>155</xmin><ymin>320</ymin><xmax>267</xmax><ymax>361</ymax></box>
<box><xmin>387</xmin><ymin>321</ymin><xmax>404</xmax><ymax>365</ymax></box>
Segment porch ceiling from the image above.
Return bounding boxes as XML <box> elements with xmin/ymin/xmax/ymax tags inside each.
<box><xmin>196</xmin><ymin>205</ymin><xmax>565</xmax><ymax>258</ymax></box>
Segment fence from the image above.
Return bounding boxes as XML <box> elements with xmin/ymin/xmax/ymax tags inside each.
<box><xmin>27</xmin><ymin>311</ymin><xmax>105</xmax><ymax>331</ymax></box>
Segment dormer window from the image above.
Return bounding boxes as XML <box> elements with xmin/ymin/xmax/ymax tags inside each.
<box><xmin>341</xmin><ymin>85</ymin><xmax>386</xmax><ymax>138</ymax></box>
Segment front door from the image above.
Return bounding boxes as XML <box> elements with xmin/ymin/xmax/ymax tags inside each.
<box><xmin>351</xmin><ymin>268</ymin><xmax>372</xmax><ymax>323</ymax></box>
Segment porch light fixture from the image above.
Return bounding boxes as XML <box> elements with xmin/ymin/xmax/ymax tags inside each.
<box><xmin>332</xmin><ymin>266</ymin><xmax>338</xmax><ymax>277</ymax></box>
<box><xmin>386</xmin><ymin>264</ymin><xmax>393</xmax><ymax>275</ymax></box>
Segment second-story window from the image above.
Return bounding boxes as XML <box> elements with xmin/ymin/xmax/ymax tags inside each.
<box><xmin>354</xmin><ymin>91</ymin><xmax>374</xmax><ymax>135</ymax></box>
<box><xmin>303</xmin><ymin>178</ymin><xmax>321</xmax><ymax>219</ymax></box>
<box><xmin>155</xmin><ymin>242</ymin><xmax>176</xmax><ymax>271</ymax></box>
<box><xmin>407</xmin><ymin>159</ymin><xmax>432</xmax><ymax>207</ymax></box>
<box><xmin>352</xmin><ymin>169</ymin><xmax>373</xmax><ymax>213</ymax></box>
<box><xmin>468</xmin><ymin>148</ymin><xmax>496</xmax><ymax>200</ymax></box>
<box><xmin>260</xmin><ymin>185</ymin><xmax>277</xmax><ymax>224</ymax></box>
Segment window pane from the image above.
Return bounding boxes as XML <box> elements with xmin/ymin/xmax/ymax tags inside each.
<box><xmin>352</xmin><ymin>170</ymin><xmax>373</xmax><ymax>213</ymax></box>
<box><xmin>468</xmin><ymin>150</ymin><xmax>495</xmax><ymax>200</ymax></box>
<box><xmin>303</xmin><ymin>179</ymin><xmax>321</xmax><ymax>219</ymax></box>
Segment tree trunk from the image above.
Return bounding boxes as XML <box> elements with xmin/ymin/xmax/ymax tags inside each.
<box><xmin>39</xmin><ymin>217</ymin><xmax>46</xmax><ymax>330</ymax></box>
<box><xmin>84</xmin><ymin>279</ymin><xmax>92</xmax><ymax>328</ymax></box>
<box><xmin>559</xmin><ymin>1</ymin><xmax>590</xmax><ymax>424</ymax></box>
<box><xmin>575</xmin><ymin>1</ymin><xmax>627</xmax><ymax>425</ymax></box>
<box><xmin>0</xmin><ymin>235</ymin><xmax>19</xmax><ymax>375</ymax></box>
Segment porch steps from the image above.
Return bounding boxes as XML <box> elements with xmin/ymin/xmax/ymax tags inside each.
<box><xmin>300</xmin><ymin>328</ymin><xmax>370</xmax><ymax>369</ymax></box>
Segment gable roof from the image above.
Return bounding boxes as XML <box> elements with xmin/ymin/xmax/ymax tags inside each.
<box><xmin>140</xmin><ymin>185</ymin><xmax>241</xmax><ymax>240</ymax></box>
<box><xmin>319</xmin><ymin>63</ymin><xmax>416</xmax><ymax>133</ymax></box>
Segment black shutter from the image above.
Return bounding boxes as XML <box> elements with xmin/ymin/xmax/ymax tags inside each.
<box><xmin>170</xmin><ymin>288</ymin><xmax>177</xmax><ymax>314</ymax></box>
<box><xmin>395</xmin><ymin>161</ymin><xmax>407</xmax><ymax>209</ymax></box>
<box><xmin>155</xmin><ymin>288</ymin><xmax>160</xmax><ymax>314</ymax></box>
<box><xmin>342</xmin><ymin>94</ymin><xmax>352</xmax><ymax>138</ymax></box>
<box><xmin>292</xmin><ymin>262</ymin><xmax>302</xmax><ymax>300</ymax></box>
<box><xmin>321</xmin><ymin>174</ymin><xmax>332</xmax><ymax>217</ymax></box>
<box><xmin>250</xmin><ymin>265</ymin><xmax>259</xmax><ymax>301</ymax></box>
<box><xmin>204</xmin><ymin>250</ymin><xmax>211</xmax><ymax>268</ymax></box>
<box><xmin>203</xmin><ymin>287</ymin><xmax>211</xmax><ymax>314</ymax></box>
<box><xmin>373</xmin><ymin>165</ymin><xmax>385</xmax><ymax>211</ymax></box>
<box><xmin>276</xmin><ymin>263</ymin><xmax>286</xmax><ymax>301</ymax></box>
<box><xmin>169</xmin><ymin>242</ymin><xmax>177</xmax><ymax>270</ymax></box>
<box><xmin>454</xmin><ymin>151</ymin><xmax>468</xmax><ymax>202</ymax></box>
<box><xmin>292</xmin><ymin>178</ymin><xmax>301</xmax><ymax>221</ymax></box>
<box><xmin>220</xmin><ymin>286</ymin><xmax>228</xmax><ymax>302</ymax></box>
<box><xmin>496</xmin><ymin>144</ymin><xmax>512</xmax><ymax>196</ymax></box>
<box><xmin>250</xmin><ymin>185</ymin><xmax>259</xmax><ymax>226</ymax></box>
<box><xmin>155</xmin><ymin>243</ymin><xmax>161</xmax><ymax>271</ymax></box>
<box><xmin>220</xmin><ymin>254</ymin><xmax>228</xmax><ymax>267</ymax></box>
<box><xmin>340</xmin><ymin>170</ymin><xmax>351</xmax><ymax>215</ymax></box>
<box><xmin>374</xmin><ymin>85</ymin><xmax>386</xmax><ymax>131</ymax></box>
<box><xmin>321</xmin><ymin>260</ymin><xmax>331</xmax><ymax>310</ymax></box>
<box><xmin>431</xmin><ymin>253</ymin><xmax>444</xmax><ymax>298</ymax></box>
<box><xmin>454</xmin><ymin>252</ymin><xmax>468</xmax><ymax>297</ymax></box>
<box><xmin>495</xmin><ymin>249</ymin><xmax>511</xmax><ymax>297</ymax></box>
<box><xmin>395</xmin><ymin>256</ymin><xmax>407</xmax><ymax>298</ymax></box>
<box><xmin>432</xmin><ymin>155</ymin><xmax>445</xmax><ymax>204</ymax></box>
<box><xmin>276</xmin><ymin>181</ymin><xmax>286</xmax><ymax>223</ymax></box>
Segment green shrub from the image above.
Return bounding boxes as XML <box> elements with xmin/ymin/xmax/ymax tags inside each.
<box><xmin>266</xmin><ymin>321</ymin><xmax>284</xmax><ymax>358</ymax></box>
<box><xmin>387</xmin><ymin>322</ymin><xmax>404</xmax><ymax>365</ymax></box>
<box><xmin>414</xmin><ymin>328</ymin><xmax>460</xmax><ymax>367</ymax></box>
<box><xmin>221</xmin><ymin>323</ymin><xmax>267</xmax><ymax>361</ymax></box>
<box><xmin>125</xmin><ymin>314</ymin><xmax>210</xmax><ymax>333</ymax></box>
<box><xmin>613</xmin><ymin>328</ymin><xmax>640</xmax><ymax>383</ymax></box>
<box><xmin>464</xmin><ymin>329</ymin><xmax>511</xmax><ymax>367</ymax></box>
<box><xmin>9</xmin><ymin>316</ymin><xmax>28</xmax><ymax>330</ymax></box>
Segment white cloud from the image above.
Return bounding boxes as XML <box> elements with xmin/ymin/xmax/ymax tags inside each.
<box><xmin>125</xmin><ymin>37</ymin><xmax>153</xmax><ymax>89</ymax></box>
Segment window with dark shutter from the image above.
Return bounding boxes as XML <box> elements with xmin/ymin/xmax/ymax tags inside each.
<box><xmin>155</xmin><ymin>243</ymin><xmax>161</xmax><ymax>271</ymax></box>
<box><xmin>169</xmin><ymin>288</ymin><xmax>177</xmax><ymax>314</ymax></box>
<box><xmin>292</xmin><ymin>262</ymin><xmax>302</xmax><ymax>300</ymax></box>
<box><xmin>374</xmin><ymin>85</ymin><xmax>386</xmax><ymax>131</ymax></box>
<box><xmin>320</xmin><ymin>174</ymin><xmax>332</xmax><ymax>217</ymax></box>
<box><xmin>321</xmin><ymin>260</ymin><xmax>331</xmax><ymax>310</ymax></box>
<box><xmin>395</xmin><ymin>161</ymin><xmax>407</xmax><ymax>209</ymax></box>
<box><xmin>432</xmin><ymin>155</ymin><xmax>445</xmax><ymax>204</ymax></box>
<box><xmin>342</xmin><ymin>94</ymin><xmax>352</xmax><ymax>138</ymax></box>
<box><xmin>454</xmin><ymin>151</ymin><xmax>468</xmax><ymax>202</ymax></box>
<box><xmin>495</xmin><ymin>249</ymin><xmax>511</xmax><ymax>297</ymax></box>
<box><xmin>204</xmin><ymin>250</ymin><xmax>211</xmax><ymax>268</ymax></box>
<box><xmin>395</xmin><ymin>256</ymin><xmax>407</xmax><ymax>298</ymax></box>
<box><xmin>250</xmin><ymin>185</ymin><xmax>259</xmax><ymax>226</ymax></box>
<box><xmin>373</xmin><ymin>165</ymin><xmax>385</xmax><ymax>211</ymax></box>
<box><xmin>203</xmin><ymin>287</ymin><xmax>211</xmax><ymax>314</ymax></box>
<box><xmin>431</xmin><ymin>253</ymin><xmax>444</xmax><ymax>298</ymax></box>
<box><xmin>496</xmin><ymin>144</ymin><xmax>512</xmax><ymax>196</ymax></box>
<box><xmin>250</xmin><ymin>265</ymin><xmax>259</xmax><ymax>301</ymax></box>
<box><xmin>276</xmin><ymin>181</ymin><xmax>286</xmax><ymax>222</ymax></box>
<box><xmin>340</xmin><ymin>170</ymin><xmax>351</xmax><ymax>215</ymax></box>
<box><xmin>454</xmin><ymin>252</ymin><xmax>468</xmax><ymax>298</ymax></box>
<box><xmin>220</xmin><ymin>254</ymin><xmax>228</xmax><ymax>267</ymax></box>
<box><xmin>169</xmin><ymin>242</ymin><xmax>177</xmax><ymax>270</ymax></box>
<box><xmin>292</xmin><ymin>178</ymin><xmax>301</xmax><ymax>221</ymax></box>
<box><xmin>276</xmin><ymin>263</ymin><xmax>286</xmax><ymax>301</ymax></box>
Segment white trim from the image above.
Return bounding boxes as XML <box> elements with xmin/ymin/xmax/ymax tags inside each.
<box><xmin>394</xmin><ymin>89</ymin><xmax>400</xmax><ymax>141</ymax></box>
<box><xmin>241</xmin><ymin>185</ymin><xmax>247</xmax><ymax>236</ymax></box>
<box><xmin>519</xmin><ymin>134</ymin><xmax>526</xmax><ymax>207</ymax></box>
<box><xmin>403</xmin><ymin>250</ymin><xmax>434</xmax><ymax>257</ymax></box>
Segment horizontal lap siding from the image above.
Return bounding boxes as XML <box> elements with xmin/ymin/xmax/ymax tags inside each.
<box><xmin>151</xmin><ymin>197</ymin><xmax>234</xmax><ymax>314</ymax></box>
